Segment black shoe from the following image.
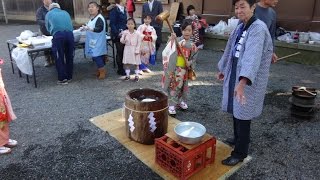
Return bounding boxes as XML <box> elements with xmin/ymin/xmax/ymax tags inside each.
<box><xmin>223</xmin><ymin>138</ymin><xmax>235</xmax><ymax>146</ymax></box>
<box><xmin>221</xmin><ymin>156</ymin><xmax>243</xmax><ymax>166</ymax></box>
<box><xmin>124</xmin><ymin>76</ymin><xmax>130</xmax><ymax>81</ymax></box>
<box><xmin>134</xmin><ymin>76</ymin><xmax>139</xmax><ymax>82</ymax></box>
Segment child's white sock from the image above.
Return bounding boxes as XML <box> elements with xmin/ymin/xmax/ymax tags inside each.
<box><xmin>135</xmin><ymin>70</ymin><xmax>139</xmax><ymax>76</ymax></box>
<box><xmin>125</xmin><ymin>69</ymin><xmax>130</xmax><ymax>77</ymax></box>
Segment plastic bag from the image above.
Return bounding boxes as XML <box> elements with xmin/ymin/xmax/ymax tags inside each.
<box><xmin>19</xmin><ymin>30</ymin><xmax>34</xmax><ymax>40</ymax></box>
<box><xmin>309</xmin><ymin>32</ymin><xmax>320</xmax><ymax>41</ymax></box>
<box><xmin>226</xmin><ymin>17</ymin><xmax>239</xmax><ymax>35</ymax></box>
<box><xmin>299</xmin><ymin>32</ymin><xmax>310</xmax><ymax>43</ymax></box>
<box><xmin>11</xmin><ymin>47</ymin><xmax>33</xmax><ymax>75</ymax></box>
<box><xmin>73</xmin><ymin>29</ymin><xmax>81</xmax><ymax>42</ymax></box>
<box><xmin>277</xmin><ymin>33</ymin><xmax>294</xmax><ymax>43</ymax></box>
<box><xmin>208</xmin><ymin>20</ymin><xmax>227</xmax><ymax>35</ymax></box>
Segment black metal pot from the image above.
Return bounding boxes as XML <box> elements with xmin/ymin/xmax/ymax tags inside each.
<box><xmin>290</xmin><ymin>86</ymin><xmax>317</xmax><ymax>107</ymax></box>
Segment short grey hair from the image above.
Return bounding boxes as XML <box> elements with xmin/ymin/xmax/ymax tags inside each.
<box><xmin>49</xmin><ymin>3</ymin><xmax>60</xmax><ymax>10</ymax></box>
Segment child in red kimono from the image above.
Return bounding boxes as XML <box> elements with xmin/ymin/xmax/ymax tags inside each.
<box><xmin>0</xmin><ymin>60</ymin><xmax>18</xmax><ymax>155</ymax></box>
<box><xmin>137</xmin><ymin>15</ymin><xmax>157</xmax><ymax>74</ymax></box>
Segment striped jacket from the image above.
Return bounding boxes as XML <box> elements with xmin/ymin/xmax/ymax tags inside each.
<box><xmin>218</xmin><ymin>19</ymin><xmax>273</xmax><ymax>120</ymax></box>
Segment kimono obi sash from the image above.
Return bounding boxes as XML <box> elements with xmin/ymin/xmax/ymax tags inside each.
<box><xmin>176</xmin><ymin>56</ymin><xmax>186</xmax><ymax>67</ymax></box>
<box><xmin>142</xmin><ymin>30</ymin><xmax>152</xmax><ymax>42</ymax></box>
<box><xmin>176</xmin><ymin>46</ymin><xmax>191</xmax><ymax>68</ymax></box>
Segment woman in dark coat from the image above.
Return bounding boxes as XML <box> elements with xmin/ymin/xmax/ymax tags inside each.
<box><xmin>109</xmin><ymin>0</ymin><xmax>127</xmax><ymax>75</ymax></box>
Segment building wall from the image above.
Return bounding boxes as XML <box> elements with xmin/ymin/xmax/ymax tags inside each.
<box><xmin>1</xmin><ymin>0</ymin><xmax>319</xmax><ymax>32</ymax></box>
<box><xmin>275</xmin><ymin>0</ymin><xmax>319</xmax><ymax>31</ymax></box>
<box><xmin>180</xmin><ymin>0</ymin><xmax>320</xmax><ymax>32</ymax></box>
<box><xmin>0</xmin><ymin>0</ymin><xmax>74</xmax><ymax>22</ymax></box>
<box><xmin>73</xmin><ymin>0</ymin><xmax>99</xmax><ymax>24</ymax></box>
<box><xmin>1</xmin><ymin>0</ymin><xmax>42</xmax><ymax>21</ymax></box>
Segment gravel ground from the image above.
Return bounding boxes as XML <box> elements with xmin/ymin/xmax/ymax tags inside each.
<box><xmin>0</xmin><ymin>23</ymin><xmax>319</xmax><ymax>180</ymax></box>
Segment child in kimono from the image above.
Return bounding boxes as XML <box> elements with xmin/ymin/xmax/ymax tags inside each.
<box><xmin>120</xmin><ymin>18</ymin><xmax>141</xmax><ymax>82</ymax></box>
<box><xmin>137</xmin><ymin>15</ymin><xmax>157</xmax><ymax>74</ymax></box>
<box><xmin>0</xmin><ymin>65</ymin><xmax>17</xmax><ymax>155</ymax></box>
<box><xmin>162</xmin><ymin>19</ymin><xmax>199</xmax><ymax>115</ymax></box>
<box><xmin>186</xmin><ymin>5</ymin><xmax>208</xmax><ymax>49</ymax></box>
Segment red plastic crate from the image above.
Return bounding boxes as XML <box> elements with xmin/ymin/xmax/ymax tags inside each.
<box><xmin>155</xmin><ymin>135</ymin><xmax>216</xmax><ymax>180</ymax></box>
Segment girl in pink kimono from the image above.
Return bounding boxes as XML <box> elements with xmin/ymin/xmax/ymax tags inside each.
<box><xmin>121</xmin><ymin>18</ymin><xmax>141</xmax><ymax>82</ymax></box>
<box><xmin>137</xmin><ymin>15</ymin><xmax>157</xmax><ymax>73</ymax></box>
<box><xmin>0</xmin><ymin>65</ymin><xmax>18</xmax><ymax>155</ymax></box>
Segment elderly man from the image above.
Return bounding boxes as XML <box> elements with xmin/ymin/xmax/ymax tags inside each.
<box><xmin>45</xmin><ymin>3</ymin><xmax>74</xmax><ymax>85</ymax></box>
<box><xmin>36</xmin><ymin>0</ymin><xmax>53</xmax><ymax>67</ymax></box>
<box><xmin>255</xmin><ymin>0</ymin><xmax>279</xmax><ymax>63</ymax></box>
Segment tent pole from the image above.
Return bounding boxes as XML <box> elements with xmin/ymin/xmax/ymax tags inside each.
<box><xmin>1</xmin><ymin>0</ymin><xmax>8</xmax><ymax>24</ymax></box>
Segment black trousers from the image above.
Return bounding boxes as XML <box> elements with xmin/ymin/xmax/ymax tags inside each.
<box><xmin>114</xmin><ymin>38</ymin><xmax>125</xmax><ymax>74</ymax></box>
<box><xmin>154</xmin><ymin>27</ymin><xmax>162</xmax><ymax>51</ymax></box>
<box><xmin>231</xmin><ymin>117</ymin><xmax>251</xmax><ymax>159</ymax></box>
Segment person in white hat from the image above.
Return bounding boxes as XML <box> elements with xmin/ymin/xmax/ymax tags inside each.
<box><xmin>45</xmin><ymin>2</ymin><xmax>74</xmax><ymax>85</ymax></box>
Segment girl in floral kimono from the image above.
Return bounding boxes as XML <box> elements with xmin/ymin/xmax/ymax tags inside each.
<box><xmin>137</xmin><ymin>15</ymin><xmax>157</xmax><ymax>74</ymax></box>
<box><xmin>162</xmin><ymin>19</ymin><xmax>199</xmax><ymax>115</ymax></box>
<box><xmin>0</xmin><ymin>66</ymin><xmax>18</xmax><ymax>155</ymax></box>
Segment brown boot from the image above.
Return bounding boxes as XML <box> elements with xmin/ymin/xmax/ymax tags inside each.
<box><xmin>98</xmin><ymin>68</ymin><xmax>106</xmax><ymax>79</ymax></box>
<box><xmin>104</xmin><ymin>56</ymin><xmax>109</xmax><ymax>63</ymax></box>
<box><xmin>96</xmin><ymin>69</ymin><xmax>100</xmax><ymax>77</ymax></box>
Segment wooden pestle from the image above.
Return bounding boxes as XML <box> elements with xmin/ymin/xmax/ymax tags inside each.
<box><xmin>156</xmin><ymin>10</ymin><xmax>188</xmax><ymax>63</ymax></box>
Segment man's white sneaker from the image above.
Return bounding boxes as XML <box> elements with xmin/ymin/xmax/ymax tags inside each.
<box><xmin>57</xmin><ymin>79</ymin><xmax>68</xmax><ymax>85</ymax></box>
<box><xmin>179</xmin><ymin>101</ymin><xmax>188</xmax><ymax>110</ymax></box>
<box><xmin>169</xmin><ymin>106</ymin><xmax>176</xmax><ymax>115</ymax></box>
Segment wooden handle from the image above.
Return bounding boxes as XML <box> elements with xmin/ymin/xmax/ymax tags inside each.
<box><xmin>164</xmin><ymin>19</ymin><xmax>188</xmax><ymax>63</ymax></box>
<box><xmin>277</xmin><ymin>52</ymin><xmax>301</xmax><ymax>61</ymax></box>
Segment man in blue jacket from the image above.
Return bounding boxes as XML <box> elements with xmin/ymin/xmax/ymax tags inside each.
<box><xmin>45</xmin><ymin>3</ymin><xmax>74</xmax><ymax>85</ymax></box>
<box><xmin>109</xmin><ymin>0</ymin><xmax>127</xmax><ymax>76</ymax></box>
